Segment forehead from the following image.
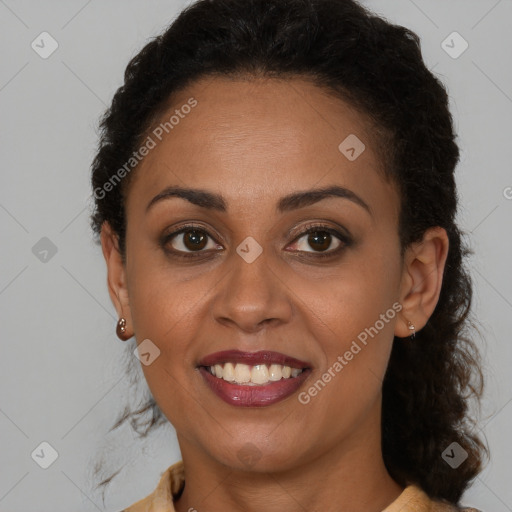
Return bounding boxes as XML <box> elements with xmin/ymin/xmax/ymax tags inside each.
<box><xmin>126</xmin><ymin>76</ymin><xmax>397</xmax><ymax>219</ymax></box>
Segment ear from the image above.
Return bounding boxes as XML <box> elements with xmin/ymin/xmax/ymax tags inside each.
<box><xmin>395</xmin><ymin>226</ymin><xmax>449</xmax><ymax>338</ymax></box>
<box><xmin>100</xmin><ymin>221</ymin><xmax>134</xmax><ymax>338</ymax></box>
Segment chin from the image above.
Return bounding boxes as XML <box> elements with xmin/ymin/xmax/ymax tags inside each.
<box><xmin>209</xmin><ymin>434</ymin><xmax>304</xmax><ymax>473</ymax></box>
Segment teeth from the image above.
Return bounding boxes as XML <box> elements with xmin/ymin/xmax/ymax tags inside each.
<box><xmin>251</xmin><ymin>364</ymin><xmax>269</xmax><ymax>385</ymax></box>
<box><xmin>234</xmin><ymin>363</ymin><xmax>251</xmax><ymax>383</ymax></box>
<box><xmin>268</xmin><ymin>364</ymin><xmax>282</xmax><ymax>381</ymax></box>
<box><xmin>223</xmin><ymin>362</ymin><xmax>235</xmax><ymax>382</ymax></box>
<box><xmin>206</xmin><ymin>362</ymin><xmax>304</xmax><ymax>385</ymax></box>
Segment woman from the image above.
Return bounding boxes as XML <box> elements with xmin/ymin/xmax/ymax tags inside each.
<box><xmin>90</xmin><ymin>0</ymin><xmax>487</xmax><ymax>510</ymax></box>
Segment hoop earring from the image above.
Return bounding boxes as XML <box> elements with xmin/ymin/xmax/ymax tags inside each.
<box><xmin>407</xmin><ymin>320</ymin><xmax>416</xmax><ymax>340</ymax></box>
<box><xmin>116</xmin><ymin>317</ymin><xmax>130</xmax><ymax>341</ymax></box>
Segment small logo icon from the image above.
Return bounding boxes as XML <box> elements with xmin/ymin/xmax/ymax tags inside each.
<box><xmin>236</xmin><ymin>236</ymin><xmax>263</xmax><ymax>263</ymax></box>
<box><xmin>237</xmin><ymin>442</ymin><xmax>262</xmax><ymax>467</ymax></box>
<box><xmin>31</xmin><ymin>441</ymin><xmax>59</xmax><ymax>469</ymax></box>
<box><xmin>134</xmin><ymin>338</ymin><xmax>161</xmax><ymax>366</ymax></box>
<box><xmin>441</xmin><ymin>32</ymin><xmax>468</xmax><ymax>59</ymax></box>
<box><xmin>32</xmin><ymin>237</ymin><xmax>58</xmax><ymax>263</ymax></box>
<box><xmin>338</xmin><ymin>134</ymin><xmax>366</xmax><ymax>161</ymax></box>
<box><xmin>442</xmin><ymin>441</ymin><xmax>468</xmax><ymax>468</ymax></box>
<box><xmin>31</xmin><ymin>32</ymin><xmax>59</xmax><ymax>59</ymax></box>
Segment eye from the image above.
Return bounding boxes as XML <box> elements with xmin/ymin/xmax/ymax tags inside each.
<box><xmin>288</xmin><ymin>224</ymin><xmax>349</xmax><ymax>257</ymax></box>
<box><xmin>162</xmin><ymin>225</ymin><xmax>220</xmax><ymax>258</ymax></box>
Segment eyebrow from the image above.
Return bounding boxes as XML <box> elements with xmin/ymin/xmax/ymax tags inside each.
<box><xmin>146</xmin><ymin>184</ymin><xmax>372</xmax><ymax>216</ymax></box>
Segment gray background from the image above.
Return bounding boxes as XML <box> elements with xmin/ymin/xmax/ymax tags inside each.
<box><xmin>1</xmin><ymin>0</ymin><xmax>511</xmax><ymax>511</ymax></box>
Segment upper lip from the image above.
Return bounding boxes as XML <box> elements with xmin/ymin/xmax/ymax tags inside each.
<box><xmin>198</xmin><ymin>350</ymin><xmax>311</xmax><ymax>369</ymax></box>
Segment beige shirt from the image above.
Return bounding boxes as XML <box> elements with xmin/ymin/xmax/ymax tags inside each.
<box><xmin>120</xmin><ymin>460</ymin><xmax>482</xmax><ymax>512</ymax></box>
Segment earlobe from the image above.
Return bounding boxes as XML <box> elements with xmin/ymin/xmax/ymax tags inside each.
<box><xmin>395</xmin><ymin>226</ymin><xmax>449</xmax><ymax>338</ymax></box>
<box><xmin>100</xmin><ymin>222</ymin><xmax>134</xmax><ymax>339</ymax></box>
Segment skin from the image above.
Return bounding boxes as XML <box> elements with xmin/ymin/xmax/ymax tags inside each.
<box><xmin>101</xmin><ymin>76</ymin><xmax>449</xmax><ymax>512</ymax></box>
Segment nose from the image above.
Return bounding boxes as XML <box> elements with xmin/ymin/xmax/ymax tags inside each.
<box><xmin>211</xmin><ymin>247</ymin><xmax>293</xmax><ymax>334</ymax></box>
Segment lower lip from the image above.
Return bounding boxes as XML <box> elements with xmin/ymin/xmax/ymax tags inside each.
<box><xmin>198</xmin><ymin>367</ymin><xmax>311</xmax><ymax>407</ymax></box>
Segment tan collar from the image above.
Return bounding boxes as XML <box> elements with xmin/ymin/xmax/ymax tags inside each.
<box><xmin>121</xmin><ymin>461</ymin><xmax>184</xmax><ymax>512</ymax></box>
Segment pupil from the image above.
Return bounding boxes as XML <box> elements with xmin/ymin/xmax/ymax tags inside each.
<box><xmin>185</xmin><ymin>230</ymin><xmax>207</xmax><ymax>250</ymax></box>
<box><xmin>309</xmin><ymin>231</ymin><xmax>330</xmax><ymax>251</ymax></box>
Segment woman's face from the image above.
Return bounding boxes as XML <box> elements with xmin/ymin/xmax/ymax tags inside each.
<box><xmin>114</xmin><ymin>76</ymin><xmax>408</xmax><ymax>471</ymax></box>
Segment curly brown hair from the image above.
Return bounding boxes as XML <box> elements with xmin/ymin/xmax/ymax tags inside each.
<box><xmin>90</xmin><ymin>0</ymin><xmax>488</xmax><ymax>505</ymax></box>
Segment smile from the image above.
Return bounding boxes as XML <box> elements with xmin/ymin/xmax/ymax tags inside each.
<box><xmin>197</xmin><ymin>350</ymin><xmax>312</xmax><ymax>407</ymax></box>
<box><xmin>205</xmin><ymin>362</ymin><xmax>304</xmax><ymax>385</ymax></box>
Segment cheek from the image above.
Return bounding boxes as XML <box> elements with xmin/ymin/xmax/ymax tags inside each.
<box><xmin>124</xmin><ymin>256</ymin><xmax>203</xmax><ymax>396</ymax></box>
<box><xmin>295</xmin><ymin>282</ymin><xmax>399</xmax><ymax>436</ymax></box>
<box><xmin>297</xmin><ymin>237</ymin><xmax>402</xmax><ymax>392</ymax></box>
<box><xmin>296</xmin><ymin>237</ymin><xmax>401</xmax><ymax>338</ymax></box>
<box><xmin>128</xmin><ymin>273</ymin><xmax>201</xmax><ymax>426</ymax></box>
<box><xmin>126</xmin><ymin>244</ymin><xmax>206</xmax><ymax>339</ymax></box>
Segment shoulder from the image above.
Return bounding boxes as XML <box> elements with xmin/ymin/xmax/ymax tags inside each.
<box><xmin>385</xmin><ymin>483</ymin><xmax>483</xmax><ymax>512</ymax></box>
<box><xmin>426</xmin><ymin>494</ymin><xmax>483</xmax><ymax>512</ymax></box>
<box><xmin>427</xmin><ymin>492</ymin><xmax>482</xmax><ymax>512</ymax></box>
<box><xmin>436</xmin><ymin>505</ymin><xmax>483</xmax><ymax>512</ymax></box>
<box><xmin>117</xmin><ymin>460</ymin><xmax>185</xmax><ymax>512</ymax></box>
<box><xmin>430</xmin><ymin>503</ymin><xmax>482</xmax><ymax>511</ymax></box>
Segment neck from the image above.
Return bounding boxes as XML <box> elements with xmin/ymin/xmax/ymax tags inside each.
<box><xmin>174</xmin><ymin>408</ymin><xmax>403</xmax><ymax>512</ymax></box>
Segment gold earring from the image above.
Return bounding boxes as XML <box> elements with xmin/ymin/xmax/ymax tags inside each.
<box><xmin>116</xmin><ymin>317</ymin><xmax>130</xmax><ymax>341</ymax></box>
<box><xmin>407</xmin><ymin>320</ymin><xmax>416</xmax><ymax>340</ymax></box>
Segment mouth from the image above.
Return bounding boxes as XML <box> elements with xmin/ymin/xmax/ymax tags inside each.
<box><xmin>197</xmin><ymin>350</ymin><xmax>312</xmax><ymax>407</ymax></box>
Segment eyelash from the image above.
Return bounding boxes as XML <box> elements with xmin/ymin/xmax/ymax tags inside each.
<box><xmin>160</xmin><ymin>222</ymin><xmax>352</xmax><ymax>260</ymax></box>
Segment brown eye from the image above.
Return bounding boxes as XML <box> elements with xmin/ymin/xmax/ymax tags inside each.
<box><xmin>306</xmin><ymin>231</ymin><xmax>334</xmax><ymax>252</ymax></box>
<box><xmin>165</xmin><ymin>228</ymin><xmax>218</xmax><ymax>254</ymax></box>
<box><xmin>182</xmin><ymin>230</ymin><xmax>208</xmax><ymax>251</ymax></box>
<box><xmin>293</xmin><ymin>229</ymin><xmax>343</xmax><ymax>253</ymax></box>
